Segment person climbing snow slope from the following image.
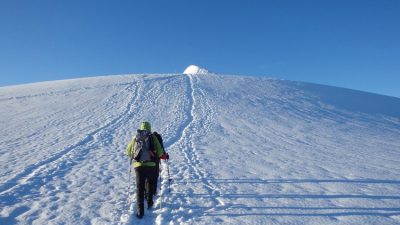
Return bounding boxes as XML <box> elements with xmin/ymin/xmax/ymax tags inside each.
<box><xmin>126</xmin><ymin>121</ymin><xmax>165</xmax><ymax>219</ymax></box>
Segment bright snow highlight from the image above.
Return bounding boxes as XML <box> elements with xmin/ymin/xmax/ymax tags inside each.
<box><xmin>183</xmin><ymin>65</ymin><xmax>210</xmax><ymax>75</ymax></box>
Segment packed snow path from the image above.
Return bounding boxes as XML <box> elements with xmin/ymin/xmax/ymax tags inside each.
<box><xmin>1</xmin><ymin>73</ymin><xmax>400</xmax><ymax>225</ymax></box>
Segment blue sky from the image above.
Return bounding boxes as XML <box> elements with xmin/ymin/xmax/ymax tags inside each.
<box><xmin>0</xmin><ymin>0</ymin><xmax>399</xmax><ymax>97</ymax></box>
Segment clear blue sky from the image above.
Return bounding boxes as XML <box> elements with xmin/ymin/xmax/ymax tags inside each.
<box><xmin>1</xmin><ymin>0</ymin><xmax>399</xmax><ymax>97</ymax></box>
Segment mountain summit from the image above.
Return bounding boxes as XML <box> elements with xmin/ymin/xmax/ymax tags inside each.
<box><xmin>183</xmin><ymin>65</ymin><xmax>210</xmax><ymax>75</ymax></box>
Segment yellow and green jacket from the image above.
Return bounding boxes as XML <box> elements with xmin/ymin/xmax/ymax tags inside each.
<box><xmin>126</xmin><ymin>122</ymin><xmax>164</xmax><ymax>168</ymax></box>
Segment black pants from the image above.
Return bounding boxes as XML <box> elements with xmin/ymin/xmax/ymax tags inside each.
<box><xmin>135</xmin><ymin>166</ymin><xmax>157</xmax><ymax>210</ymax></box>
<box><xmin>153</xmin><ymin>161</ymin><xmax>160</xmax><ymax>194</ymax></box>
<box><xmin>145</xmin><ymin>162</ymin><xmax>160</xmax><ymax>196</ymax></box>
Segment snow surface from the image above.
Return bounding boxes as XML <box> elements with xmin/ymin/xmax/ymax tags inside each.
<box><xmin>0</xmin><ymin>73</ymin><xmax>400</xmax><ymax>225</ymax></box>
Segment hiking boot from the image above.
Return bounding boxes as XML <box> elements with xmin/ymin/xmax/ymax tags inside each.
<box><xmin>147</xmin><ymin>200</ymin><xmax>154</xmax><ymax>209</ymax></box>
<box><xmin>136</xmin><ymin>206</ymin><xmax>144</xmax><ymax>219</ymax></box>
<box><xmin>136</xmin><ymin>212</ymin><xmax>143</xmax><ymax>219</ymax></box>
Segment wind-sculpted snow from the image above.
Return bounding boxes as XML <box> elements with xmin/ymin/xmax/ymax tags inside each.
<box><xmin>0</xmin><ymin>73</ymin><xmax>399</xmax><ymax>225</ymax></box>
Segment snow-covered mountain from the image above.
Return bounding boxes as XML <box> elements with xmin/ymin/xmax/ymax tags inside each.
<box><xmin>1</xmin><ymin>67</ymin><xmax>400</xmax><ymax>225</ymax></box>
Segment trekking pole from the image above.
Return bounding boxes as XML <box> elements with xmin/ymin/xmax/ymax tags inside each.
<box><xmin>127</xmin><ymin>159</ymin><xmax>132</xmax><ymax>205</ymax></box>
<box><xmin>167</xmin><ymin>159</ymin><xmax>171</xmax><ymax>192</ymax></box>
<box><xmin>159</xmin><ymin>161</ymin><xmax>163</xmax><ymax>210</ymax></box>
<box><xmin>159</xmin><ymin>163</ymin><xmax>162</xmax><ymax>193</ymax></box>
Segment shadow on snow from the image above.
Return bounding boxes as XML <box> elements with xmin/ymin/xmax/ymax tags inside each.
<box><xmin>172</xmin><ymin>178</ymin><xmax>400</xmax><ymax>218</ymax></box>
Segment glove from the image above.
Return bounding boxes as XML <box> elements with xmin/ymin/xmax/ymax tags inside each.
<box><xmin>160</xmin><ymin>153</ymin><xmax>169</xmax><ymax>160</ymax></box>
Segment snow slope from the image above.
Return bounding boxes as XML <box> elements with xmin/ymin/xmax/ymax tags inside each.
<box><xmin>0</xmin><ymin>72</ymin><xmax>400</xmax><ymax>225</ymax></box>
